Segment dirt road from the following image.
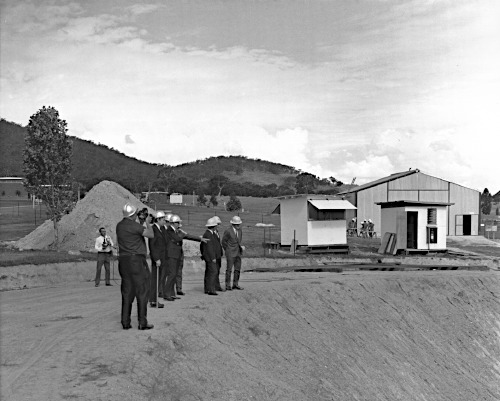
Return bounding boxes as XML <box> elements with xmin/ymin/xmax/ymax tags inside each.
<box><xmin>1</xmin><ymin>269</ymin><xmax>499</xmax><ymax>401</ymax></box>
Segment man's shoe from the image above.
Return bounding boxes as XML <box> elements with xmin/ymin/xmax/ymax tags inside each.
<box><xmin>95</xmin><ymin>283</ymin><xmax>99</xmax><ymax>287</ymax></box>
<box><xmin>177</xmin><ymin>291</ymin><xmax>185</xmax><ymax>296</ymax></box>
<box><xmin>164</xmin><ymin>297</ymin><xmax>175</xmax><ymax>301</ymax></box>
<box><xmin>226</xmin><ymin>287</ymin><xmax>232</xmax><ymax>291</ymax></box>
<box><xmin>122</xmin><ymin>324</ymin><xmax>132</xmax><ymax>330</ymax></box>
<box><xmin>150</xmin><ymin>302</ymin><xmax>164</xmax><ymax>308</ymax></box>
<box><xmin>105</xmin><ymin>283</ymin><xmax>113</xmax><ymax>286</ymax></box>
<box><xmin>138</xmin><ymin>323</ymin><xmax>154</xmax><ymax>330</ymax></box>
<box><xmin>207</xmin><ymin>292</ymin><xmax>218</xmax><ymax>296</ymax></box>
<box><xmin>216</xmin><ymin>287</ymin><xmax>225</xmax><ymax>292</ymax></box>
<box><xmin>232</xmin><ymin>285</ymin><xmax>244</xmax><ymax>290</ymax></box>
<box><xmin>172</xmin><ymin>296</ymin><xmax>181</xmax><ymax>299</ymax></box>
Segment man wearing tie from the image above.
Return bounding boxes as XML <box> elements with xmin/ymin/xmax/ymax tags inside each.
<box><xmin>94</xmin><ymin>227</ymin><xmax>114</xmax><ymax>287</ymax></box>
<box><xmin>164</xmin><ymin>214</ymin><xmax>208</xmax><ymax>301</ymax></box>
<box><xmin>212</xmin><ymin>216</ymin><xmax>224</xmax><ymax>292</ymax></box>
<box><xmin>201</xmin><ymin>217</ymin><xmax>219</xmax><ymax>295</ymax></box>
<box><xmin>222</xmin><ymin>216</ymin><xmax>245</xmax><ymax>291</ymax></box>
<box><xmin>148</xmin><ymin>211</ymin><xmax>166</xmax><ymax>308</ymax></box>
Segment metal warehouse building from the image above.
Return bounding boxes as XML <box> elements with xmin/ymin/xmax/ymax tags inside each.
<box><xmin>339</xmin><ymin>169</ymin><xmax>480</xmax><ymax>236</ymax></box>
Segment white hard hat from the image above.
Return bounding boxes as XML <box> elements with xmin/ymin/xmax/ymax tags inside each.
<box><xmin>213</xmin><ymin>216</ymin><xmax>222</xmax><ymax>225</ymax></box>
<box><xmin>206</xmin><ymin>217</ymin><xmax>217</xmax><ymax>227</ymax></box>
<box><xmin>165</xmin><ymin>213</ymin><xmax>173</xmax><ymax>222</ymax></box>
<box><xmin>156</xmin><ymin>211</ymin><xmax>166</xmax><ymax>219</ymax></box>
<box><xmin>170</xmin><ymin>214</ymin><xmax>182</xmax><ymax>223</ymax></box>
<box><xmin>230</xmin><ymin>216</ymin><xmax>242</xmax><ymax>225</ymax></box>
<box><xmin>123</xmin><ymin>203</ymin><xmax>137</xmax><ymax>217</ymax></box>
<box><xmin>368</xmin><ymin>219</ymin><xmax>372</xmax><ymax>222</ymax></box>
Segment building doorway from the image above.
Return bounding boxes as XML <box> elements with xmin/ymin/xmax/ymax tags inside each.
<box><xmin>407</xmin><ymin>211</ymin><xmax>418</xmax><ymax>249</ymax></box>
<box><xmin>463</xmin><ymin>215</ymin><xmax>471</xmax><ymax>235</ymax></box>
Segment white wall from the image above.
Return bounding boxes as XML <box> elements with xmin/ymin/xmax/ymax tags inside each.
<box><xmin>307</xmin><ymin>220</ymin><xmax>347</xmax><ymax>245</ymax></box>
<box><xmin>280</xmin><ymin>197</ymin><xmax>308</xmax><ymax>245</ymax></box>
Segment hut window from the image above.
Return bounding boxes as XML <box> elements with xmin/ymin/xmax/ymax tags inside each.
<box><xmin>308</xmin><ymin>203</ymin><xmax>345</xmax><ymax>220</ymax></box>
<box><xmin>427</xmin><ymin>208</ymin><xmax>437</xmax><ymax>225</ymax></box>
<box><xmin>427</xmin><ymin>227</ymin><xmax>438</xmax><ymax>243</ymax></box>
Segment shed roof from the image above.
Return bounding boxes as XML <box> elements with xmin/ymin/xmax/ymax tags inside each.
<box><xmin>376</xmin><ymin>201</ymin><xmax>454</xmax><ymax>208</ymax></box>
<box><xmin>338</xmin><ymin>170</ymin><xmax>419</xmax><ymax>194</ymax></box>
<box><xmin>308</xmin><ymin>199</ymin><xmax>357</xmax><ymax>210</ymax></box>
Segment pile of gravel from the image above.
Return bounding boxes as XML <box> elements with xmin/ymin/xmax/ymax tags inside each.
<box><xmin>15</xmin><ymin>181</ymin><xmax>150</xmax><ymax>252</ymax></box>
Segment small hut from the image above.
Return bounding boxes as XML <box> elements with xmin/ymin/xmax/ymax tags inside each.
<box><xmin>376</xmin><ymin>200</ymin><xmax>453</xmax><ymax>254</ymax></box>
<box><xmin>272</xmin><ymin>195</ymin><xmax>356</xmax><ymax>253</ymax></box>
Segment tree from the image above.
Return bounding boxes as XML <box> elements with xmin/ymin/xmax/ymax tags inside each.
<box><xmin>23</xmin><ymin>106</ymin><xmax>74</xmax><ymax>247</ymax></box>
<box><xmin>197</xmin><ymin>191</ymin><xmax>207</xmax><ymax>206</ymax></box>
<box><xmin>207</xmin><ymin>175</ymin><xmax>229</xmax><ymax>198</ymax></box>
<box><xmin>226</xmin><ymin>194</ymin><xmax>242</xmax><ymax>211</ymax></box>
<box><xmin>295</xmin><ymin>172</ymin><xmax>317</xmax><ymax>194</ymax></box>
<box><xmin>481</xmin><ymin>188</ymin><xmax>492</xmax><ymax>215</ymax></box>
<box><xmin>209</xmin><ymin>194</ymin><xmax>218</xmax><ymax>207</ymax></box>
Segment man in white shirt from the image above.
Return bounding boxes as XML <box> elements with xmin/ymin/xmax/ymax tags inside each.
<box><xmin>94</xmin><ymin>227</ymin><xmax>114</xmax><ymax>287</ymax></box>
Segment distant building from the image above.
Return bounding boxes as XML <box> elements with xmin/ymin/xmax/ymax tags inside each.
<box><xmin>272</xmin><ymin>194</ymin><xmax>356</xmax><ymax>248</ymax></box>
<box><xmin>170</xmin><ymin>193</ymin><xmax>183</xmax><ymax>204</ymax></box>
<box><xmin>339</xmin><ymin>169</ymin><xmax>480</xmax><ymax>236</ymax></box>
<box><xmin>377</xmin><ymin>201</ymin><xmax>451</xmax><ymax>253</ymax></box>
<box><xmin>0</xmin><ymin>177</ymin><xmax>27</xmax><ymax>198</ymax></box>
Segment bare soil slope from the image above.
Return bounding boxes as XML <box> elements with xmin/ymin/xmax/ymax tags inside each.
<box><xmin>1</xmin><ymin>270</ymin><xmax>499</xmax><ymax>401</ymax></box>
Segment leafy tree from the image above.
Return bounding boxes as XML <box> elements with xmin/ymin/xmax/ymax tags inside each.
<box><xmin>209</xmin><ymin>194</ymin><xmax>218</xmax><ymax>207</ymax></box>
<box><xmin>197</xmin><ymin>192</ymin><xmax>207</xmax><ymax>206</ymax></box>
<box><xmin>481</xmin><ymin>188</ymin><xmax>492</xmax><ymax>215</ymax></box>
<box><xmin>226</xmin><ymin>194</ymin><xmax>242</xmax><ymax>211</ymax></box>
<box><xmin>295</xmin><ymin>172</ymin><xmax>317</xmax><ymax>194</ymax></box>
<box><xmin>207</xmin><ymin>175</ymin><xmax>229</xmax><ymax>198</ymax></box>
<box><xmin>23</xmin><ymin>106</ymin><xmax>74</xmax><ymax>247</ymax></box>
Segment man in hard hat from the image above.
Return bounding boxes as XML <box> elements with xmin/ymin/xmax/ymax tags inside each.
<box><xmin>148</xmin><ymin>211</ymin><xmax>167</xmax><ymax>308</ymax></box>
<box><xmin>222</xmin><ymin>216</ymin><xmax>245</xmax><ymax>291</ymax></box>
<box><xmin>212</xmin><ymin>216</ymin><xmax>224</xmax><ymax>292</ymax></box>
<box><xmin>200</xmin><ymin>217</ymin><xmax>220</xmax><ymax>295</ymax></box>
<box><xmin>164</xmin><ymin>214</ymin><xmax>208</xmax><ymax>301</ymax></box>
<box><xmin>116</xmin><ymin>203</ymin><xmax>155</xmax><ymax>330</ymax></box>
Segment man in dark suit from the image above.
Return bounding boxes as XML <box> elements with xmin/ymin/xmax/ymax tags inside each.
<box><xmin>212</xmin><ymin>216</ymin><xmax>224</xmax><ymax>292</ymax></box>
<box><xmin>222</xmin><ymin>216</ymin><xmax>245</xmax><ymax>291</ymax></box>
<box><xmin>148</xmin><ymin>211</ymin><xmax>167</xmax><ymax>308</ymax></box>
<box><xmin>164</xmin><ymin>214</ymin><xmax>208</xmax><ymax>301</ymax></box>
<box><xmin>200</xmin><ymin>217</ymin><xmax>219</xmax><ymax>295</ymax></box>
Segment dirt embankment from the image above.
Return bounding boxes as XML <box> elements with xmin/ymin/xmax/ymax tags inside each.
<box><xmin>1</xmin><ymin>270</ymin><xmax>499</xmax><ymax>401</ymax></box>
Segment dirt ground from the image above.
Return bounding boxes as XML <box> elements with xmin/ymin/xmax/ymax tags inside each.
<box><xmin>1</xmin><ymin>268</ymin><xmax>499</xmax><ymax>401</ymax></box>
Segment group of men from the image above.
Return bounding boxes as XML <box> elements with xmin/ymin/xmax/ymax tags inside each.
<box><xmin>347</xmin><ymin>218</ymin><xmax>375</xmax><ymax>238</ymax></box>
<box><xmin>107</xmin><ymin>203</ymin><xmax>246</xmax><ymax>331</ymax></box>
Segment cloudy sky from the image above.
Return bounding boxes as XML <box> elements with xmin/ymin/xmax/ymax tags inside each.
<box><xmin>1</xmin><ymin>0</ymin><xmax>498</xmax><ymax>190</ymax></box>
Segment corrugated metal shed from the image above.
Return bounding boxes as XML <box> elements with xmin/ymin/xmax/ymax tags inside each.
<box><xmin>340</xmin><ymin>170</ymin><xmax>480</xmax><ymax>236</ymax></box>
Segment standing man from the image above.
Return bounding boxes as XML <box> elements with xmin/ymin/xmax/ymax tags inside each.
<box><xmin>94</xmin><ymin>227</ymin><xmax>114</xmax><ymax>287</ymax></box>
<box><xmin>148</xmin><ymin>211</ymin><xmax>167</xmax><ymax>309</ymax></box>
<box><xmin>116</xmin><ymin>203</ymin><xmax>154</xmax><ymax>330</ymax></box>
<box><xmin>201</xmin><ymin>217</ymin><xmax>220</xmax><ymax>296</ymax></box>
<box><xmin>222</xmin><ymin>216</ymin><xmax>245</xmax><ymax>291</ymax></box>
<box><xmin>212</xmin><ymin>216</ymin><xmax>224</xmax><ymax>292</ymax></box>
<box><xmin>164</xmin><ymin>215</ymin><xmax>207</xmax><ymax>301</ymax></box>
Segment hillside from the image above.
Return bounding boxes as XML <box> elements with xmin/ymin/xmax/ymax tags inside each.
<box><xmin>0</xmin><ymin>118</ymin><xmax>348</xmax><ymax>196</ymax></box>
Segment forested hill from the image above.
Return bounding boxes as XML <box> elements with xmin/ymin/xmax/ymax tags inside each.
<box><xmin>0</xmin><ymin>118</ymin><xmax>348</xmax><ymax>197</ymax></box>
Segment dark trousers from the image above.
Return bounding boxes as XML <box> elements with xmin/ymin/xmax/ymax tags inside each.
<box><xmin>175</xmin><ymin>257</ymin><xmax>184</xmax><ymax>293</ymax></box>
<box><xmin>118</xmin><ymin>255</ymin><xmax>149</xmax><ymax>327</ymax></box>
<box><xmin>95</xmin><ymin>252</ymin><xmax>111</xmax><ymax>285</ymax></box>
<box><xmin>203</xmin><ymin>260</ymin><xmax>218</xmax><ymax>293</ymax></box>
<box><xmin>215</xmin><ymin>258</ymin><xmax>223</xmax><ymax>290</ymax></box>
<box><xmin>225</xmin><ymin>255</ymin><xmax>242</xmax><ymax>287</ymax></box>
<box><xmin>165</xmin><ymin>257</ymin><xmax>182</xmax><ymax>298</ymax></box>
<box><xmin>159</xmin><ymin>264</ymin><xmax>167</xmax><ymax>297</ymax></box>
<box><xmin>149</xmin><ymin>260</ymin><xmax>161</xmax><ymax>303</ymax></box>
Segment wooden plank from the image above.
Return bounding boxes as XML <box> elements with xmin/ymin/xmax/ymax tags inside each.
<box><xmin>378</xmin><ymin>232</ymin><xmax>392</xmax><ymax>254</ymax></box>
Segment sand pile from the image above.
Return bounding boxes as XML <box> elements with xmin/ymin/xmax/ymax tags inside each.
<box><xmin>15</xmin><ymin>181</ymin><xmax>150</xmax><ymax>252</ymax></box>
